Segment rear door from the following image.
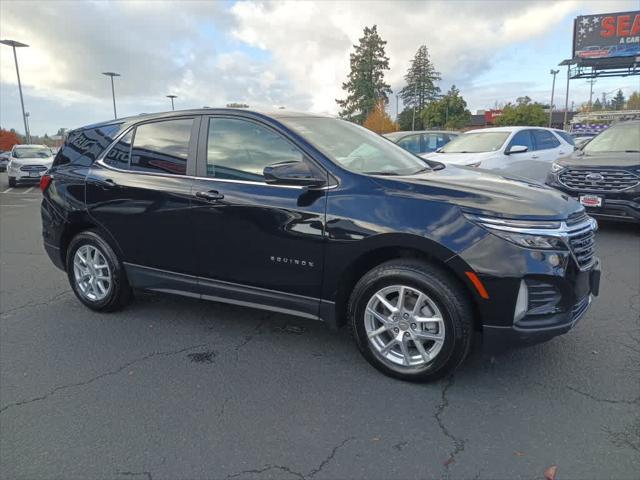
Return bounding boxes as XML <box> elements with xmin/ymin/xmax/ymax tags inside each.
<box><xmin>529</xmin><ymin>129</ymin><xmax>564</xmax><ymax>181</ymax></box>
<box><xmin>486</xmin><ymin>129</ymin><xmax>536</xmax><ymax>178</ymax></box>
<box><xmin>86</xmin><ymin>117</ymin><xmax>199</xmax><ymax>280</ymax></box>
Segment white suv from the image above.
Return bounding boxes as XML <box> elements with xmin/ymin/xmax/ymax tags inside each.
<box><xmin>424</xmin><ymin>126</ymin><xmax>575</xmax><ymax>183</ymax></box>
<box><xmin>7</xmin><ymin>144</ymin><xmax>55</xmax><ymax>187</ymax></box>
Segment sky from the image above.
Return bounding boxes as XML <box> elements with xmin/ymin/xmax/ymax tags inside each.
<box><xmin>1</xmin><ymin>0</ymin><xmax>638</xmax><ymax>136</ymax></box>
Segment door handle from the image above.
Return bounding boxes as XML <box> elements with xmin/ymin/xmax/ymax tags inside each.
<box><xmin>195</xmin><ymin>190</ymin><xmax>224</xmax><ymax>202</ymax></box>
<box><xmin>531</xmin><ymin>155</ymin><xmax>539</xmax><ymax>159</ymax></box>
<box><xmin>95</xmin><ymin>178</ymin><xmax>118</xmax><ymax>189</ymax></box>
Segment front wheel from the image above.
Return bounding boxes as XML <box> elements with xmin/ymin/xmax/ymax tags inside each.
<box><xmin>8</xmin><ymin>176</ymin><xmax>16</xmax><ymax>187</ymax></box>
<box><xmin>66</xmin><ymin>230</ymin><xmax>132</xmax><ymax>312</ymax></box>
<box><xmin>349</xmin><ymin>259</ymin><xmax>474</xmax><ymax>382</ymax></box>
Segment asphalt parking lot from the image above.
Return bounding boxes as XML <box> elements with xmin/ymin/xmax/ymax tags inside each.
<box><xmin>0</xmin><ymin>172</ymin><xmax>638</xmax><ymax>480</ymax></box>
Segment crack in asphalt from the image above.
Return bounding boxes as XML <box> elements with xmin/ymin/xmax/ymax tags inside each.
<box><xmin>565</xmin><ymin>385</ymin><xmax>640</xmax><ymax>405</ymax></box>
<box><xmin>0</xmin><ymin>343</ymin><xmax>207</xmax><ymax>415</ymax></box>
<box><xmin>224</xmin><ymin>437</ymin><xmax>355</xmax><ymax>479</ymax></box>
<box><xmin>0</xmin><ymin>290</ymin><xmax>71</xmax><ymax>318</ymax></box>
<box><xmin>233</xmin><ymin>315</ymin><xmax>272</xmax><ymax>361</ymax></box>
<box><xmin>434</xmin><ymin>376</ymin><xmax>466</xmax><ymax>473</ymax></box>
<box><xmin>117</xmin><ymin>471</ymin><xmax>153</xmax><ymax>480</ymax></box>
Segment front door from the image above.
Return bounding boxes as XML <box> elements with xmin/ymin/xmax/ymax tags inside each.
<box><xmin>86</xmin><ymin>117</ymin><xmax>199</xmax><ymax>281</ymax></box>
<box><xmin>190</xmin><ymin>115</ymin><xmax>328</xmax><ymax>319</ymax></box>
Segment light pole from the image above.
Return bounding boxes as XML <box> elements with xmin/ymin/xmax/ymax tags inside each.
<box><xmin>562</xmin><ymin>64</ymin><xmax>571</xmax><ymax>131</ymax></box>
<box><xmin>586</xmin><ymin>79</ymin><xmax>596</xmax><ymax>111</ymax></box>
<box><xmin>166</xmin><ymin>94</ymin><xmax>177</xmax><ymax>111</ymax></box>
<box><xmin>548</xmin><ymin>69</ymin><xmax>559</xmax><ymax>128</ymax></box>
<box><xmin>102</xmin><ymin>72</ymin><xmax>121</xmax><ymax>119</ymax></box>
<box><xmin>1</xmin><ymin>39</ymin><xmax>30</xmax><ymax>143</ymax></box>
<box><xmin>25</xmin><ymin>112</ymin><xmax>31</xmax><ymax>142</ymax></box>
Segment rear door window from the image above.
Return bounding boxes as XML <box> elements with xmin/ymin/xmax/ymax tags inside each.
<box><xmin>130</xmin><ymin>119</ymin><xmax>193</xmax><ymax>175</ymax></box>
<box><xmin>532</xmin><ymin>130</ymin><xmax>561</xmax><ymax>150</ymax></box>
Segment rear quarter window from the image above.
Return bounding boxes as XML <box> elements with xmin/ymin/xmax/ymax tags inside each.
<box><xmin>54</xmin><ymin>124</ymin><xmax>122</xmax><ymax>167</ymax></box>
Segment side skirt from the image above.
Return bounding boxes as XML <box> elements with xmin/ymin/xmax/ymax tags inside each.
<box><xmin>123</xmin><ymin>263</ymin><xmax>336</xmax><ymax>325</ymax></box>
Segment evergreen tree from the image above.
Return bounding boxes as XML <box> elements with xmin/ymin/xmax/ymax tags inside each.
<box><xmin>611</xmin><ymin>89</ymin><xmax>626</xmax><ymax>110</ymax></box>
<box><xmin>592</xmin><ymin>98</ymin><xmax>603</xmax><ymax>111</ymax></box>
<box><xmin>336</xmin><ymin>25</ymin><xmax>392</xmax><ymax>124</ymax></box>
<box><xmin>399</xmin><ymin>45</ymin><xmax>441</xmax><ymax>114</ymax></box>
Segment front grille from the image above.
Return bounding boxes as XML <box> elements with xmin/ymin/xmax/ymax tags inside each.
<box><xmin>19</xmin><ymin>164</ymin><xmax>47</xmax><ymax>172</ymax></box>
<box><xmin>566</xmin><ymin>218</ymin><xmax>596</xmax><ymax>270</ymax></box>
<box><xmin>559</xmin><ymin>168</ymin><xmax>640</xmax><ymax>192</ymax></box>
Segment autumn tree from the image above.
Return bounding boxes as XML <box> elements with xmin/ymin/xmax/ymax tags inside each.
<box><xmin>627</xmin><ymin>91</ymin><xmax>640</xmax><ymax>110</ymax></box>
<box><xmin>336</xmin><ymin>25</ymin><xmax>392</xmax><ymax>124</ymax></box>
<box><xmin>363</xmin><ymin>100</ymin><xmax>398</xmax><ymax>134</ymax></box>
<box><xmin>421</xmin><ymin>85</ymin><xmax>471</xmax><ymax>130</ymax></box>
<box><xmin>0</xmin><ymin>128</ymin><xmax>21</xmax><ymax>151</ymax></box>
<box><xmin>494</xmin><ymin>96</ymin><xmax>547</xmax><ymax>127</ymax></box>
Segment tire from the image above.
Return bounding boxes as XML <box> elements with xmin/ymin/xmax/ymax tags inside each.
<box><xmin>348</xmin><ymin>259</ymin><xmax>473</xmax><ymax>382</ymax></box>
<box><xmin>66</xmin><ymin>230</ymin><xmax>132</xmax><ymax>312</ymax></box>
<box><xmin>8</xmin><ymin>176</ymin><xmax>16</xmax><ymax>187</ymax></box>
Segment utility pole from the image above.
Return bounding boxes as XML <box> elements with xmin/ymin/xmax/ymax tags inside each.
<box><xmin>563</xmin><ymin>65</ymin><xmax>571</xmax><ymax>131</ymax></box>
<box><xmin>548</xmin><ymin>69</ymin><xmax>559</xmax><ymax>127</ymax></box>
<box><xmin>586</xmin><ymin>79</ymin><xmax>596</xmax><ymax>111</ymax></box>
<box><xmin>0</xmin><ymin>39</ymin><xmax>30</xmax><ymax>143</ymax></box>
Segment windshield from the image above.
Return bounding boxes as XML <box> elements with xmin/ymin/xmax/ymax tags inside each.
<box><xmin>440</xmin><ymin>132</ymin><xmax>510</xmax><ymax>153</ymax></box>
<box><xmin>583</xmin><ymin>123</ymin><xmax>640</xmax><ymax>153</ymax></box>
<box><xmin>279</xmin><ymin>117</ymin><xmax>429</xmax><ymax>175</ymax></box>
<box><xmin>13</xmin><ymin>147</ymin><xmax>51</xmax><ymax>159</ymax></box>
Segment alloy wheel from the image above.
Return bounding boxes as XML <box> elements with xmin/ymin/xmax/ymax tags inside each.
<box><xmin>73</xmin><ymin>244</ymin><xmax>112</xmax><ymax>301</ymax></box>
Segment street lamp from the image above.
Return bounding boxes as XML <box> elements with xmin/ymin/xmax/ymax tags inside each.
<box><xmin>166</xmin><ymin>94</ymin><xmax>177</xmax><ymax>111</ymax></box>
<box><xmin>0</xmin><ymin>39</ymin><xmax>31</xmax><ymax>143</ymax></box>
<box><xmin>25</xmin><ymin>112</ymin><xmax>30</xmax><ymax>142</ymax></box>
<box><xmin>102</xmin><ymin>72</ymin><xmax>121</xmax><ymax>119</ymax></box>
<box><xmin>548</xmin><ymin>69</ymin><xmax>559</xmax><ymax>128</ymax></box>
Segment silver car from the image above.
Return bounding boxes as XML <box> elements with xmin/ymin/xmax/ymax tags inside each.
<box><xmin>383</xmin><ymin>130</ymin><xmax>458</xmax><ymax>157</ymax></box>
<box><xmin>7</xmin><ymin>145</ymin><xmax>54</xmax><ymax>187</ymax></box>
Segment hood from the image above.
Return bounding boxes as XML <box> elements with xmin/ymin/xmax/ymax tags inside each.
<box><xmin>371</xmin><ymin>165</ymin><xmax>582</xmax><ymax>220</ymax></box>
<box><xmin>557</xmin><ymin>151</ymin><xmax>640</xmax><ymax>169</ymax></box>
<box><xmin>421</xmin><ymin>151</ymin><xmax>496</xmax><ymax>165</ymax></box>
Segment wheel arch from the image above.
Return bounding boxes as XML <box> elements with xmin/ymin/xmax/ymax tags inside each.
<box><xmin>327</xmin><ymin>234</ymin><xmax>483</xmax><ymax>331</ymax></box>
<box><xmin>59</xmin><ymin>214</ymin><xmax>124</xmax><ymax>269</ymax></box>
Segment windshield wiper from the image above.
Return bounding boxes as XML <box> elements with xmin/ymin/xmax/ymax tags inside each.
<box><xmin>365</xmin><ymin>171</ymin><xmax>399</xmax><ymax>176</ymax></box>
<box><xmin>625</xmin><ymin>150</ymin><xmax>640</xmax><ymax>153</ymax></box>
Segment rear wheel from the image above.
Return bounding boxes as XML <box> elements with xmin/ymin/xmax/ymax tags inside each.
<box><xmin>66</xmin><ymin>230</ymin><xmax>131</xmax><ymax>312</ymax></box>
<box><xmin>8</xmin><ymin>176</ymin><xmax>16</xmax><ymax>187</ymax></box>
<box><xmin>349</xmin><ymin>259</ymin><xmax>473</xmax><ymax>382</ymax></box>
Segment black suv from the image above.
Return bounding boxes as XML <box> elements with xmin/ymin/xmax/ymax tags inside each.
<box><xmin>42</xmin><ymin>109</ymin><xmax>600</xmax><ymax>381</ymax></box>
<box><xmin>546</xmin><ymin>121</ymin><xmax>640</xmax><ymax>223</ymax></box>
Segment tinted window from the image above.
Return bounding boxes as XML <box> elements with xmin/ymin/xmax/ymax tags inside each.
<box><xmin>206</xmin><ymin>118</ymin><xmax>304</xmax><ymax>181</ymax></box>
<box><xmin>554</xmin><ymin>130</ymin><xmax>575</xmax><ymax>146</ymax></box>
<box><xmin>54</xmin><ymin>124</ymin><xmax>122</xmax><ymax>167</ymax></box>
<box><xmin>423</xmin><ymin>133</ymin><xmax>454</xmax><ymax>153</ymax></box>
<box><xmin>532</xmin><ymin>130</ymin><xmax>560</xmax><ymax>150</ymax></box>
<box><xmin>508</xmin><ymin>130</ymin><xmax>535</xmax><ymax>152</ymax></box>
<box><xmin>396</xmin><ymin>135</ymin><xmax>421</xmax><ymax>154</ymax></box>
<box><xmin>104</xmin><ymin>131</ymin><xmax>133</xmax><ymax>169</ymax></box>
<box><xmin>130</xmin><ymin>119</ymin><xmax>192</xmax><ymax>175</ymax></box>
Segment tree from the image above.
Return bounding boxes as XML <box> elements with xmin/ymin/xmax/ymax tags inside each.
<box><xmin>627</xmin><ymin>91</ymin><xmax>640</xmax><ymax>110</ymax></box>
<box><xmin>592</xmin><ymin>98</ymin><xmax>603</xmax><ymax>111</ymax></box>
<box><xmin>421</xmin><ymin>85</ymin><xmax>471</xmax><ymax>130</ymax></box>
<box><xmin>363</xmin><ymin>100</ymin><xmax>398</xmax><ymax>134</ymax></box>
<box><xmin>611</xmin><ymin>89</ymin><xmax>626</xmax><ymax>110</ymax></box>
<box><xmin>397</xmin><ymin>108</ymin><xmax>419</xmax><ymax>130</ymax></box>
<box><xmin>336</xmin><ymin>25</ymin><xmax>392</xmax><ymax>124</ymax></box>
<box><xmin>494</xmin><ymin>97</ymin><xmax>547</xmax><ymax>126</ymax></box>
<box><xmin>399</xmin><ymin>45</ymin><xmax>441</xmax><ymax>118</ymax></box>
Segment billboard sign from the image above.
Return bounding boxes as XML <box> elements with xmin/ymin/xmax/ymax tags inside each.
<box><xmin>573</xmin><ymin>11</ymin><xmax>640</xmax><ymax>60</ymax></box>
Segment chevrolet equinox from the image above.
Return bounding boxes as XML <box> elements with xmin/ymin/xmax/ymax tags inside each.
<box><xmin>41</xmin><ymin>109</ymin><xmax>601</xmax><ymax>381</ymax></box>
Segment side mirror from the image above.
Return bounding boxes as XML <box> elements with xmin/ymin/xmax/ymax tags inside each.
<box><xmin>506</xmin><ymin>145</ymin><xmax>528</xmax><ymax>155</ymax></box>
<box><xmin>263</xmin><ymin>160</ymin><xmax>326</xmax><ymax>187</ymax></box>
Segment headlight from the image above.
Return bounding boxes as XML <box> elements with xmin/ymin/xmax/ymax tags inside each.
<box><xmin>550</xmin><ymin>162</ymin><xmax>565</xmax><ymax>173</ymax></box>
<box><xmin>464</xmin><ymin>214</ymin><xmax>568</xmax><ymax>250</ymax></box>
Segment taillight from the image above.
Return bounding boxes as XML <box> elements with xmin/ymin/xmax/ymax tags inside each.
<box><xmin>40</xmin><ymin>174</ymin><xmax>52</xmax><ymax>192</ymax></box>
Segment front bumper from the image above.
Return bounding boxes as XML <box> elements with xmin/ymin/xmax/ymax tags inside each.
<box><xmin>451</xmin><ymin>227</ymin><xmax>601</xmax><ymax>351</ymax></box>
<box><xmin>7</xmin><ymin>164</ymin><xmax>47</xmax><ymax>182</ymax></box>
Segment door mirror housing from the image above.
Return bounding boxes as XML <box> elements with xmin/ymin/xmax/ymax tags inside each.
<box><xmin>263</xmin><ymin>160</ymin><xmax>326</xmax><ymax>187</ymax></box>
<box><xmin>506</xmin><ymin>145</ymin><xmax>528</xmax><ymax>155</ymax></box>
